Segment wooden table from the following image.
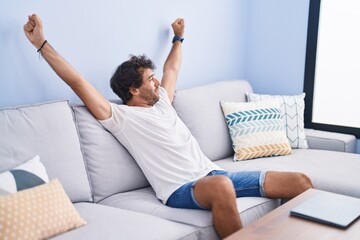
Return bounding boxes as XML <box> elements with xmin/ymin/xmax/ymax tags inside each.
<box><xmin>225</xmin><ymin>189</ymin><xmax>360</xmax><ymax>240</ymax></box>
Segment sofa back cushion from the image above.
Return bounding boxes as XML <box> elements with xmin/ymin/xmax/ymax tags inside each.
<box><xmin>172</xmin><ymin>80</ymin><xmax>253</xmax><ymax>161</ymax></box>
<box><xmin>0</xmin><ymin>101</ymin><xmax>92</xmax><ymax>203</ymax></box>
<box><xmin>72</xmin><ymin>106</ymin><xmax>149</xmax><ymax>203</ymax></box>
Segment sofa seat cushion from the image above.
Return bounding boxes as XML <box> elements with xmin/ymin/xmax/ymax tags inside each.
<box><xmin>0</xmin><ymin>100</ymin><xmax>91</xmax><ymax>202</ymax></box>
<box><xmin>51</xmin><ymin>202</ymin><xmax>197</xmax><ymax>240</ymax></box>
<box><xmin>99</xmin><ymin>187</ymin><xmax>280</xmax><ymax>240</ymax></box>
<box><xmin>215</xmin><ymin>149</ymin><xmax>360</xmax><ymax>198</ymax></box>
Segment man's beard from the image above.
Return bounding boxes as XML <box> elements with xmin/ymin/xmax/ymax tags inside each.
<box><xmin>140</xmin><ymin>89</ymin><xmax>159</xmax><ymax>106</ymax></box>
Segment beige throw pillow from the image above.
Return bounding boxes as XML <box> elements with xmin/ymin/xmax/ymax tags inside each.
<box><xmin>0</xmin><ymin>179</ymin><xmax>86</xmax><ymax>240</ymax></box>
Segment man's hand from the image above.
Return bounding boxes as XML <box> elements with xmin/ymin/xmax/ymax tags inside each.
<box><xmin>171</xmin><ymin>18</ymin><xmax>185</xmax><ymax>38</ymax></box>
<box><xmin>24</xmin><ymin>14</ymin><xmax>45</xmax><ymax>49</ymax></box>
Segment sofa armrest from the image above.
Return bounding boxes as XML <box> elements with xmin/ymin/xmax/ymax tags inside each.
<box><xmin>305</xmin><ymin>128</ymin><xmax>356</xmax><ymax>153</ymax></box>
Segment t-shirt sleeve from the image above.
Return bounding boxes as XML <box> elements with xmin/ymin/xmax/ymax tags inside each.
<box><xmin>158</xmin><ymin>87</ymin><xmax>171</xmax><ymax>105</ymax></box>
<box><xmin>98</xmin><ymin>102</ymin><xmax>125</xmax><ymax>134</ymax></box>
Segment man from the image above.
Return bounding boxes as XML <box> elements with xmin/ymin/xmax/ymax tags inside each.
<box><xmin>24</xmin><ymin>14</ymin><xmax>313</xmax><ymax>238</ymax></box>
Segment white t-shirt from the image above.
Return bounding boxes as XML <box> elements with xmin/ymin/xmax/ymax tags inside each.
<box><xmin>99</xmin><ymin>87</ymin><xmax>222</xmax><ymax>203</ymax></box>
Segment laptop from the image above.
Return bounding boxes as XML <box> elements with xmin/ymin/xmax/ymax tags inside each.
<box><xmin>290</xmin><ymin>190</ymin><xmax>360</xmax><ymax>228</ymax></box>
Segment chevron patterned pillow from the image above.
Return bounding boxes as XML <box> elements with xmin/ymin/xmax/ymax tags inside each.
<box><xmin>221</xmin><ymin>99</ymin><xmax>292</xmax><ymax>161</ymax></box>
<box><xmin>0</xmin><ymin>155</ymin><xmax>49</xmax><ymax>194</ymax></box>
<box><xmin>246</xmin><ymin>93</ymin><xmax>308</xmax><ymax>149</ymax></box>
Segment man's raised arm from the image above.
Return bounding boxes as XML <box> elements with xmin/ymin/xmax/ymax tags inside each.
<box><xmin>23</xmin><ymin>14</ymin><xmax>111</xmax><ymax>120</ymax></box>
<box><xmin>161</xmin><ymin>18</ymin><xmax>185</xmax><ymax>103</ymax></box>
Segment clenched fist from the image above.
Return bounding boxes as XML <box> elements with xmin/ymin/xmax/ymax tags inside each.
<box><xmin>24</xmin><ymin>14</ymin><xmax>45</xmax><ymax>49</ymax></box>
<box><xmin>171</xmin><ymin>18</ymin><xmax>185</xmax><ymax>38</ymax></box>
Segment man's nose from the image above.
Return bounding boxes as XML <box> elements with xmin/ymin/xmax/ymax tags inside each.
<box><xmin>154</xmin><ymin>78</ymin><xmax>160</xmax><ymax>87</ymax></box>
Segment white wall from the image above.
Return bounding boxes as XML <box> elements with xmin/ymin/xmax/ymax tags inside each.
<box><xmin>0</xmin><ymin>0</ymin><xmax>247</xmax><ymax>107</ymax></box>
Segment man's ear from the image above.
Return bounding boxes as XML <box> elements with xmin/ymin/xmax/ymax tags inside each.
<box><xmin>129</xmin><ymin>87</ymin><xmax>139</xmax><ymax>96</ymax></box>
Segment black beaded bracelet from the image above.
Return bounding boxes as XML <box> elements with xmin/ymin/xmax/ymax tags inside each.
<box><xmin>37</xmin><ymin>40</ymin><xmax>47</xmax><ymax>52</ymax></box>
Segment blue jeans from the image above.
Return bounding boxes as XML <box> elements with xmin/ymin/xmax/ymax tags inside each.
<box><xmin>166</xmin><ymin>170</ymin><xmax>267</xmax><ymax>210</ymax></box>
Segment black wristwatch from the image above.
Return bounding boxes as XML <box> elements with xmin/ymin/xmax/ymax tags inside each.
<box><xmin>172</xmin><ymin>35</ymin><xmax>184</xmax><ymax>43</ymax></box>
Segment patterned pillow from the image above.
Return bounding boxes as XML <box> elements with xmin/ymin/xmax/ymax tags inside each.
<box><xmin>246</xmin><ymin>93</ymin><xmax>308</xmax><ymax>149</ymax></box>
<box><xmin>0</xmin><ymin>188</ymin><xmax>9</xmax><ymax>196</ymax></box>
<box><xmin>221</xmin><ymin>99</ymin><xmax>292</xmax><ymax>161</ymax></box>
<box><xmin>0</xmin><ymin>155</ymin><xmax>49</xmax><ymax>193</ymax></box>
<box><xmin>0</xmin><ymin>179</ymin><xmax>86</xmax><ymax>239</ymax></box>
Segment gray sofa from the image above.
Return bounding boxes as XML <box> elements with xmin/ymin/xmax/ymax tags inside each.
<box><xmin>1</xmin><ymin>80</ymin><xmax>359</xmax><ymax>240</ymax></box>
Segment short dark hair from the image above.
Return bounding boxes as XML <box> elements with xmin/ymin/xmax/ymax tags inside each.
<box><xmin>110</xmin><ymin>55</ymin><xmax>156</xmax><ymax>104</ymax></box>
